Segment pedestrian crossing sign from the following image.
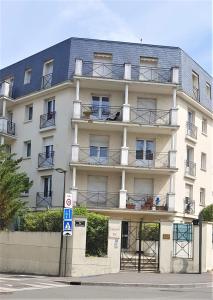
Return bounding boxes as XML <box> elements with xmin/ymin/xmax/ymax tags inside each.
<box><xmin>63</xmin><ymin>220</ymin><xmax>72</xmax><ymax>232</ymax></box>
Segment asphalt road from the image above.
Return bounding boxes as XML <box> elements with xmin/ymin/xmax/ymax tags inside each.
<box><xmin>0</xmin><ymin>274</ymin><xmax>212</xmax><ymax>300</ymax></box>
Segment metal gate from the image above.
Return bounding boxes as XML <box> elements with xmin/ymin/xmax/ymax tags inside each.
<box><xmin>120</xmin><ymin>221</ymin><xmax>160</xmax><ymax>272</ymax></box>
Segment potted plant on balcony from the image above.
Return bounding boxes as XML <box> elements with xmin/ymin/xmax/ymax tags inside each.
<box><xmin>83</xmin><ymin>108</ymin><xmax>92</xmax><ymax>119</ymax></box>
<box><xmin>126</xmin><ymin>199</ymin><xmax>135</xmax><ymax>209</ymax></box>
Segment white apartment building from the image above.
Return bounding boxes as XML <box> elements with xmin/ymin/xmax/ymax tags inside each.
<box><xmin>0</xmin><ymin>37</ymin><xmax>212</xmax><ymax>271</ymax></box>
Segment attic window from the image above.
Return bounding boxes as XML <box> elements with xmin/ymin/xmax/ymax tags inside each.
<box><xmin>140</xmin><ymin>57</ymin><xmax>158</xmax><ymax>64</ymax></box>
<box><xmin>94</xmin><ymin>53</ymin><xmax>112</xmax><ymax>59</ymax></box>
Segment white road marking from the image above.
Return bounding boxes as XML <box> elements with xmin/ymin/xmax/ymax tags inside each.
<box><xmin>0</xmin><ymin>277</ymin><xmax>21</xmax><ymax>281</ymax></box>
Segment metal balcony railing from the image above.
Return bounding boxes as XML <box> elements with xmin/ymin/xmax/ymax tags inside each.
<box><xmin>41</xmin><ymin>73</ymin><xmax>53</xmax><ymax>89</ymax></box>
<box><xmin>130</xmin><ymin>108</ymin><xmax>171</xmax><ymax>125</ymax></box>
<box><xmin>192</xmin><ymin>87</ymin><xmax>200</xmax><ymax>102</ymax></box>
<box><xmin>184</xmin><ymin>197</ymin><xmax>195</xmax><ymax>214</ymax></box>
<box><xmin>186</xmin><ymin>122</ymin><xmax>197</xmax><ymax>139</ymax></box>
<box><xmin>36</xmin><ymin>192</ymin><xmax>52</xmax><ymax>208</ymax></box>
<box><xmin>127</xmin><ymin>194</ymin><xmax>168</xmax><ymax>211</ymax></box>
<box><xmin>131</xmin><ymin>66</ymin><xmax>172</xmax><ymax>83</ymax></box>
<box><xmin>40</xmin><ymin>112</ymin><xmax>56</xmax><ymax>129</ymax></box>
<box><xmin>185</xmin><ymin>160</ymin><xmax>196</xmax><ymax>177</ymax></box>
<box><xmin>81</xmin><ymin>61</ymin><xmax>124</xmax><ymax>80</ymax></box>
<box><xmin>0</xmin><ymin>119</ymin><xmax>16</xmax><ymax>136</ymax></box>
<box><xmin>128</xmin><ymin>151</ymin><xmax>169</xmax><ymax>169</ymax></box>
<box><xmin>38</xmin><ymin>151</ymin><xmax>54</xmax><ymax>168</ymax></box>
<box><xmin>78</xmin><ymin>148</ymin><xmax>121</xmax><ymax>166</ymax></box>
<box><xmin>77</xmin><ymin>191</ymin><xmax>119</xmax><ymax>209</ymax></box>
<box><xmin>81</xmin><ymin>104</ymin><xmax>122</xmax><ymax>121</ymax></box>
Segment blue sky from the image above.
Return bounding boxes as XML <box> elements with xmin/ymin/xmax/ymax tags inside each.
<box><xmin>0</xmin><ymin>0</ymin><xmax>212</xmax><ymax>75</ymax></box>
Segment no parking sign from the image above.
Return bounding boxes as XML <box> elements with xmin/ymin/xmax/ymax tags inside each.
<box><xmin>64</xmin><ymin>193</ymin><xmax>73</xmax><ymax>208</ymax></box>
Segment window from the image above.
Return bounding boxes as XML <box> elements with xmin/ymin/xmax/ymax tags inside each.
<box><xmin>91</xmin><ymin>96</ymin><xmax>110</xmax><ymax>119</ymax></box>
<box><xmin>25</xmin><ymin>104</ymin><xmax>33</xmax><ymax>121</ymax></box>
<box><xmin>201</xmin><ymin>153</ymin><xmax>207</xmax><ymax>171</ymax></box>
<box><xmin>24</xmin><ymin>141</ymin><xmax>31</xmax><ymax>158</ymax></box>
<box><xmin>24</xmin><ymin>69</ymin><xmax>32</xmax><ymax>84</ymax></box>
<box><xmin>206</xmin><ymin>82</ymin><xmax>211</xmax><ymax>99</ymax></box>
<box><xmin>43</xmin><ymin>60</ymin><xmax>54</xmax><ymax>76</ymax></box>
<box><xmin>42</xmin><ymin>60</ymin><xmax>53</xmax><ymax>88</ymax></box>
<box><xmin>89</xmin><ymin>135</ymin><xmax>109</xmax><ymax>164</ymax></box>
<box><xmin>200</xmin><ymin>188</ymin><xmax>205</xmax><ymax>206</ymax></box>
<box><xmin>4</xmin><ymin>76</ymin><xmax>14</xmax><ymax>97</ymax></box>
<box><xmin>192</xmin><ymin>71</ymin><xmax>199</xmax><ymax>101</ymax></box>
<box><xmin>43</xmin><ymin>176</ymin><xmax>52</xmax><ymax>197</ymax></box>
<box><xmin>185</xmin><ymin>184</ymin><xmax>194</xmax><ymax>214</ymax></box>
<box><xmin>202</xmin><ymin>118</ymin><xmax>207</xmax><ymax>134</ymax></box>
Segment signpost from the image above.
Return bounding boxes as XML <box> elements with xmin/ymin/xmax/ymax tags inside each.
<box><xmin>63</xmin><ymin>194</ymin><xmax>73</xmax><ymax>236</ymax></box>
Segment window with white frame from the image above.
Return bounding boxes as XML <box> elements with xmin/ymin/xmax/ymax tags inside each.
<box><xmin>139</xmin><ymin>57</ymin><xmax>158</xmax><ymax>81</ymax></box>
<box><xmin>192</xmin><ymin>71</ymin><xmax>199</xmax><ymax>100</ymax></box>
<box><xmin>202</xmin><ymin>118</ymin><xmax>207</xmax><ymax>134</ymax></box>
<box><xmin>25</xmin><ymin>104</ymin><xmax>33</xmax><ymax>121</ymax></box>
<box><xmin>43</xmin><ymin>60</ymin><xmax>54</xmax><ymax>76</ymax></box>
<box><xmin>93</xmin><ymin>53</ymin><xmax>112</xmax><ymax>77</ymax></box>
<box><xmin>24</xmin><ymin>140</ymin><xmax>31</xmax><ymax>158</ymax></box>
<box><xmin>201</xmin><ymin>153</ymin><xmax>207</xmax><ymax>171</ymax></box>
<box><xmin>200</xmin><ymin>188</ymin><xmax>205</xmax><ymax>206</ymax></box>
<box><xmin>206</xmin><ymin>82</ymin><xmax>211</xmax><ymax>99</ymax></box>
<box><xmin>24</xmin><ymin>69</ymin><xmax>32</xmax><ymax>84</ymax></box>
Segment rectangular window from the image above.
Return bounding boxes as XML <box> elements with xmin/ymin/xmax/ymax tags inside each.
<box><xmin>206</xmin><ymin>82</ymin><xmax>211</xmax><ymax>99</ymax></box>
<box><xmin>192</xmin><ymin>71</ymin><xmax>199</xmax><ymax>101</ymax></box>
<box><xmin>4</xmin><ymin>76</ymin><xmax>14</xmax><ymax>97</ymax></box>
<box><xmin>200</xmin><ymin>188</ymin><xmax>205</xmax><ymax>206</ymax></box>
<box><xmin>42</xmin><ymin>60</ymin><xmax>53</xmax><ymax>89</ymax></box>
<box><xmin>25</xmin><ymin>104</ymin><xmax>33</xmax><ymax>121</ymax></box>
<box><xmin>43</xmin><ymin>60</ymin><xmax>54</xmax><ymax>76</ymax></box>
<box><xmin>93</xmin><ymin>53</ymin><xmax>112</xmax><ymax>78</ymax></box>
<box><xmin>24</xmin><ymin>69</ymin><xmax>32</xmax><ymax>84</ymax></box>
<box><xmin>201</xmin><ymin>153</ymin><xmax>207</xmax><ymax>171</ymax></box>
<box><xmin>24</xmin><ymin>141</ymin><xmax>31</xmax><ymax>158</ymax></box>
<box><xmin>202</xmin><ymin>118</ymin><xmax>207</xmax><ymax>134</ymax></box>
<box><xmin>139</xmin><ymin>57</ymin><xmax>158</xmax><ymax>81</ymax></box>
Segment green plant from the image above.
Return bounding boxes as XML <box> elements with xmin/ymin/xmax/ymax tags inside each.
<box><xmin>0</xmin><ymin>145</ymin><xmax>33</xmax><ymax>230</ymax></box>
<box><xmin>140</xmin><ymin>223</ymin><xmax>160</xmax><ymax>241</ymax></box>
<box><xmin>200</xmin><ymin>204</ymin><xmax>213</xmax><ymax>222</ymax></box>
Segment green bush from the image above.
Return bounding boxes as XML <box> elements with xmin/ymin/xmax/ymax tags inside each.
<box><xmin>200</xmin><ymin>204</ymin><xmax>213</xmax><ymax>222</ymax></box>
<box><xmin>86</xmin><ymin>212</ymin><xmax>108</xmax><ymax>257</ymax></box>
<box><xmin>141</xmin><ymin>223</ymin><xmax>160</xmax><ymax>241</ymax></box>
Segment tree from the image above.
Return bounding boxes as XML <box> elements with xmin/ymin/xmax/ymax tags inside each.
<box><xmin>200</xmin><ymin>204</ymin><xmax>213</xmax><ymax>222</ymax></box>
<box><xmin>0</xmin><ymin>145</ymin><xmax>32</xmax><ymax>230</ymax></box>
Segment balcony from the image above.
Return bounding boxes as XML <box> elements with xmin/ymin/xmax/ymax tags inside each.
<box><xmin>74</xmin><ymin>60</ymin><xmax>179</xmax><ymax>85</ymax></box>
<box><xmin>127</xmin><ymin>194</ymin><xmax>168</xmax><ymax>211</ymax></box>
<box><xmin>185</xmin><ymin>160</ymin><xmax>196</xmax><ymax>178</ymax></box>
<box><xmin>186</xmin><ymin>122</ymin><xmax>197</xmax><ymax>140</ymax></box>
<box><xmin>192</xmin><ymin>87</ymin><xmax>200</xmax><ymax>102</ymax></box>
<box><xmin>78</xmin><ymin>148</ymin><xmax>121</xmax><ymax>166</ymax></box>
<box><xmin>0</xmin><ymin>118</ymin><xmax>15</xmax><ymax>137</ymax></box>
<box><xmin>40</xmin><ymin>112</ymin><xmax>56</xmax><ymax>129</ymax></box>
<box><xmin>184</xmin><ymin>197</ymin><xmax>195</xmax><ymax>214</ymax></box>
<box><xmin>38</xmin><ymin>151</ymin><xmax>54</xmax><ymax>168</ymax></box>
<box><xmin>0</xmin><ymin>81</ymin><xmax>13</xmax><ymax>99</ymax></box>
<box><xmin>128</xmin><ymin>151</ymin><xmax>172</xmax><ymax>169</ymax></box>
<box><xmin>36</xmin><ymin>192</ymin><xmax>52</xmax><ymax>208</ymax></box>
<box><xmin>77</xmin><ymin>191</ymin><xmax>119</xmax><ymax>209</ymax></box>
<box><xmin>81</xmin><ymin>104</ymin><xmax>122</xmax><ymax>121</ymax></box>
<box><xmin>130</xmin><ymin>108</ymin><xmax>172</xmax><ymax>126</ymax></box>
<box><xmin>41</xmin><ymin>73</ymin><xmax>53</xmax><ymax>89</ymax></box>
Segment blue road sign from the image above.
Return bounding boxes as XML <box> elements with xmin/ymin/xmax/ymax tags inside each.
<box><xmin>63</xmin><ymin>208</ymin><xmax>72</xmax><ymax>220</ymax></box>
<box><xmin>63</xmin><ymin>220</ymin><xmax>72</xmax><ymax>232</ymax></box>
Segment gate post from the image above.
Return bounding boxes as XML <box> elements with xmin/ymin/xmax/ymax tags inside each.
<box><xmin>159</xmin><ymin>221</ymin><xmax>173</xmax><ymax>273</ymax></box>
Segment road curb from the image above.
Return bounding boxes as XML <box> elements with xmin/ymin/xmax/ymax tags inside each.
<box><xmin>61</xmin><ymin>281</ymin><xmax>213</xmax><ymax>288</ymax></box>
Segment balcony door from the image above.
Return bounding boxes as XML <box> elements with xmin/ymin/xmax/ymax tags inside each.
<box><xmin>137</xmin><ymin>99</ymin><xmax>156</xmax><ymax>124</ymax></box>
<box><xmin>43</xmin><ymin>136</ymin><xmax>53</xmax><ymax>166</ymax></box>
<box><xmin>139</xmin><ymin>57</ymin><xmax>158</xmax><ymax>81</ymax></box>
<box><xmin>43</xmin><ymin>176</ymin><xmax>52</xmax><ymax>198</ymax></box>
<box><xmin>91</xmin><ymin>96</ymin><xmax>109</xmax><ymax>120</ymax></box>
<box><xmin>93</xmin><ymin>53</ymin><xmax>112</xmax><ymax>78</ymax></box>
<box><xmin>135</xmin><ymin>139</ymin><xmax>154</xmax><ymax>167</ymax></box>
<box><xmin>89</xmin><ymin>135</ymin><xmax>109</xmax><ymax>164</ymax></box>
<box><xmin>134</xmin><ymin>178</ymin><xmax>153</xmax><ymax>208</ymax></box>
<box><xmin>88</xmin><ymin>175</ymin><xmax>107</xmax><ymax>206</ymax></box>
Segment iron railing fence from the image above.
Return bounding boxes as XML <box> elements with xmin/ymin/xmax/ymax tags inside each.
<box><xmin>186</xmin><ymin>122</ymin><xmax>197</xmax><ymax>139</ymax></box>
<box><xmin>192</xmin><ymin>87</ymin><xmax>200</xmax><ymax>102</ymax></box>
<box><xmin>79</xmin><ymin>148</ymin><xmax>121</xmax><ymax>166</ymax></box>
<box><xmin>81</xmin><ymin>61</ymin><xmax>124</xmax><ymax>80</ymax></box>
<box><xmin>77</xmin><ymin>191</ymin><xmax>119</xmax><ymax>209</ymax></box>
<box><xmin>130</xmin><ymin>108</ymin><xmax>171</xmax><ymax>125</ymax></box>
<box><xmin>173</xmin><ymin>223</ymin><xmax>193</xmax><ymax>258</ymax></box>
<box><xmin>0</xmin><ymin>119</ymin><xmax>16</xmax><ymax>136</ymax></box>
<box><xmin>38</xmin><ymin>151</ymin><xmax>54</xmax><ymax>168</ymax></box>
<box><xmin>36</xmin><ymin>192</ymin><xmax>52</xmax><ymax>208</ymax></box>
<box><xmin>131</xmin><ymin>65</ymin><xmax>171</xmax><ymax>83</ymax></box>
<box><xmin>185</xmin><ymin>160</ymin><xmax>196</xmax><ymax>177</ymax></box>
<box><xmin>7</xmin><ymin>120</ymin><xmax>16</xmax><ymax>135</ymax></box>
<box><xmin>40</xmin><ymin>112</ymin><xmax>56</xmax><ymax>129</ymax></box>
<box><xmin>128</xmin><ymin>151</ymin><xmax>169</xmax><ymax>168</ymax></box>
<box><xmin>41</xmin><ymin>73</ymin><xmax>53</xmax><ymax>89</ymax></box>
<box><xmin>127</xmin><ymin>194</ymin><xmax>167</xmax><ymax>210</ymax></box>
<box><xmin>184</xmin><ymin>197</ymin><xmax>195</xmax><ymax>214</ymax></box>
<box><xmin>81</xmin><ymin>104</ymin><xmax>122</xmax><ymax>121</ymax></box>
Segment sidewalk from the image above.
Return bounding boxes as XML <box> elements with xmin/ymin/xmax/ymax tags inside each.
<box><xmin>57</xmin><ymin>271</ymin><xmax>213</xmax><ymax>288</ymax></box>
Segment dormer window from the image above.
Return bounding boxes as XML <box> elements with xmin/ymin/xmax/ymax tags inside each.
<box><xmin>24</xmin><ymin>69</ymin><xmax>32</xmax><ymax>84</ymax></box>
<box><xmin>206</xmin><ymin>82</ymin><xmax>211</xmax><ymax>99</ymax></box>
<box><xmin>42</xmin><ymin>60</ymin><xmax>54</xmax><ymax>88</ymax></box>
<box><xmin>192</xmin><ymin>71</ymin><xmax>199</xmax><ymax>101</ymax></box>
<box><xmin>139</xmin><ymin>57</ymin><xmax>158</xmax><ymax>81</ymax></box>
<box><xmin>93</xmin><ymin>53</ymin><xmax>112</xmax><ymax>78</ymax></box>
